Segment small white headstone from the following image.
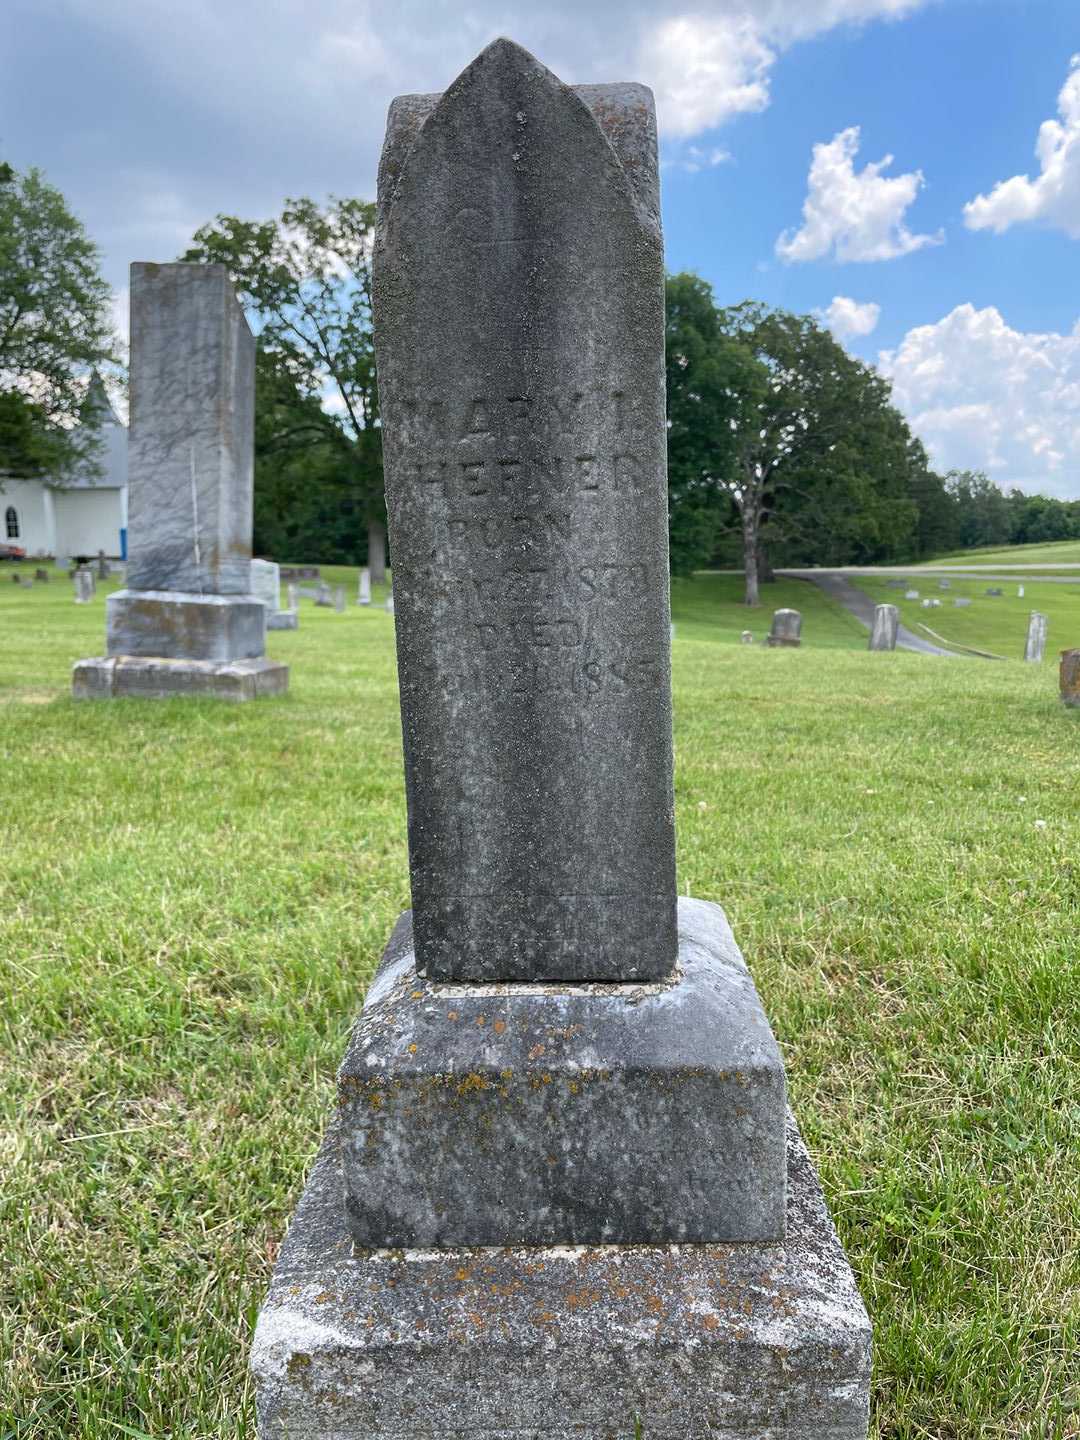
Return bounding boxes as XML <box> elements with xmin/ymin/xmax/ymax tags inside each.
<box><xmin>905</xmin><ymin>590</ymin><xmax>919</xmax><ymax>600</ymax></box>
<box><xmin>358</xmin><ymin>567</ymin><xmax>372</xmax><ymax>605</ymax></box>
<box><xmin>251</xmin><ymin>558</ymin><xmax>282</xmax><ymax>614</ymax></box>
<box><xmin>73</xmin><ymin>568</ymin><xmax>95</xmax><ymax>603</ymax></box>
<box><xmin>1024</xmin><ymin>611</ymin><xmax>1047</xmax><ymax>663</ymax></box>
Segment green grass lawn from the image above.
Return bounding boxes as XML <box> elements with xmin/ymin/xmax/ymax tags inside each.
<box><xmin>917</xmin><ymin>539</ymin><xmax>1080</xmax><ymax>569</ymax></box>
<box><xmin>856</xmin><ymin>574</ymin><xmax>1080</xmax><ymax>661</ymax></box>
<box><xmin>2</xmin><ymin>565</ymin><xmax>1078</xmax><ymax>1439</ymax></box>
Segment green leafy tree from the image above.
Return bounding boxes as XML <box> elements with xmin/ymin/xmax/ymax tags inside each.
<box><xmin>251</xmin><ymin>346</ymin><xmax>359</xmax><ymax>561</ymax></box>
<box><xmin>0</xmin><ymin>162</ymin><xmax>116</xmax><ymax>476</ymax></box>
<box><xmin>713</xmin><ymin>302</ymin><xmax>923</xmax><ymax>604</ymax></box>
<box><xmin>181</xmin><ymin>197</ymin><xmax>383</xmax><ymax>566</ymax></box>
<box><xmin>945</xmin><ymin>470</ymin><xmax>1012</xmax><ymax>549</ymax></box>
<box><xmin>664</xmin><ymin>272</ymin><xmax>750</xmax><ymax>576</ymax></box>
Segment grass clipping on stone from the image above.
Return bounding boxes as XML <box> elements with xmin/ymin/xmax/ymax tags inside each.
<box><xmin>1</xmin><ymin>565</ymin><xmax>1078</xmax><ymax>1438</ymax></box>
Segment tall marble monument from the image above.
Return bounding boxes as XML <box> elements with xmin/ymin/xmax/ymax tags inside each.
<box><xmin>252</xmin><ymin>40</ymin><xmax>869</xmax><ymax>1440</ymax></box>
<box><xmin>73</xmin><ymin>264</ymin><xmax>288</xmax><ymax>700</ymax></box>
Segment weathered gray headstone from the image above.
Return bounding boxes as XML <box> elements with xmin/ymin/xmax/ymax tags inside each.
<box><xmin>314</xmin><ymin>581</ymin><xmax>332</xmax><ymax>607</ymax></box>
<box><xmin>1061</xmin><ymin>648</ymin><xmax>1080</xmax><ymax>707</ymax></box>
<box><xmin>955</xmin><ymin>597</ymin><xmax>972</xmax><ymax>607</ymax></box>
<box><xmin>372</xmin><ymin>49</ymin><xmax>675</xmax><ymax>983</ymax></box>
<box><xmin>96</xmin><ymin>550</ymin><xmax>109</xmax><ymax>580</ymax></box>
<box><xmin>869</xmin><ymin>602</ymin><xmax>899</xmax><ymax>651</ymax></box>
<box><xmin>766</xmin><ymin>607</ymin><xmax>801</xmax><ymax>647</ymax></box>
<box><xmin>905</xmin><ymin>589</ymin><xmax>919</xmax><ymax>599</ymax></box>
<box><xmin>286</xmin><ymin>582</ymin><xmax>298</xmax><ymax>613</ymax></box>
<box><xmin>1018</xmin><ymin>584</ymin><xmax>1025</xmax><ymax>598</ymax></box>
<box><xmin>740</xmin><ymin>629</ymin><xmax>754</xmax><ymax>644</ymax></box>
<box><xmin>384</xmin><ymin>588</ymin><xmax>394</xmax><ymax>615</ymax></box>
<box><xmin>252</xmin><ymin>39</ymin><xmax>869</xmax><ymax>1440</ymax></box>
<box><xmin>356</xmin><ymin>566</ymin><xmax>371</xmax><ymax>605</ymax></box>
<box><xmin>1024</xmin><ymin>611</ymin><xmax>1048</xmax><ymax>663</ymax></box>
<box><xmin>986</xmin><ymin>587</ymin><xmax>1003</xmax><ymax>596</ymax></box>
<box><xmin>73</xmin><ymin>264</ymin><xmax>288</xmax><ymax>700</ymax></box>
<box><xmin>34</xmin><ymin>568</ymin><xmax>49</xmax><ymax>583</ymax></box>
<box><xmin>73</xmin><ymin>567</ymin><xmax>95</xmax><ymax>603</ymax></box>
<box><xmin>333</xmin><ymin>584</ymin><xmax>346</xmax><ymax>613</ymax></box>
<box><xmin>938</xmin><ymin>578</ymin><xmax>951</xmax><ymax>590</ymax></box>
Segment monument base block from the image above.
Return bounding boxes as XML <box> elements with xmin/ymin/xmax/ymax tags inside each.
<box><xmin>267</xmin><ymin>611</ymin><xmax>299</xmax><ymax>631</ymax></box>
<box><xmin>72</xmin><ymin>654</ymin><xmax>289</xmax><ymax>701</ymax></box>
<box><xmin>252</xmin><ymin>1112</ymin><xmax>871</xmax><ymax>1440</ymax></box>
<box><xmin>107</xmin><ymin>589</ymin><xmax>267</xmax><ymax>662</ymax></box>
<box><xmin>338</xmin><ymin>900</ymin><xmax>787</xmax><ymax>1248</ymax></box>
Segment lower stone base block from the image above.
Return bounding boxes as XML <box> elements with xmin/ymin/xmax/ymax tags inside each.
<box><xmin>252</xmin><ymin>1113</ymin><xmax>870</xmax><ymax>1440</ymax></box>
<box><xmin>72</xmin><ymin>654</ymin><xmax>289</xmax><ymax>700</ymax></box>
<box><xmin>267</xmin><ymin>610</ymin><xmax>299</xmax><ymax>631</ymax></box>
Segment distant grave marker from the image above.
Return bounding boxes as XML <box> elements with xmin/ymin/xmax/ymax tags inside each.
<box><xmin>869</xmin><ymin>603</ymin><xmax>899</xmax><ymax>651</ymax></box>
<box><xmin>1061</xmin><ymin>649</ymin><xmax>1080</xmax><ymax>707</ymax></box>
<box><xmin>252</xmin><ymin>558</ymin><xmax>298</xmax><ymax>631</ymax></box>
<box><xmin>766</xmin><ymin>608</ymin><xmax>801</xmax><ymax>647</ymax></box>
<box><xmin>1024</xmin><ymin>611</ymin><xmax>1048</xmax><ymax>663</ymax></box>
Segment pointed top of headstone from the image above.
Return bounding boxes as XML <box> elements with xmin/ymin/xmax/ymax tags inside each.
<box><xmin>377</xmin><ymin>40</ymin><xmax>659</xmax><ymax>238</ymax></box>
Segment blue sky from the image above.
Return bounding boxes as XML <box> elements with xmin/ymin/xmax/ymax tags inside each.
<box><xmin>3</xmin><ymin>0</ymin><xmax>1079</xmax><ymax>496</ymax></box>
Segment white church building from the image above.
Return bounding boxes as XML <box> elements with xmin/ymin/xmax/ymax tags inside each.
<box><xmin>3</xmin><ymin>378</ymin><xmax>128</xmax><ymax>561</ymax></box>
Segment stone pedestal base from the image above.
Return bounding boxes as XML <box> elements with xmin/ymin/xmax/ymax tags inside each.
<box><xmin>107</xmin><ymin>589</ymin><xmax>266</xmax><ymax>662</ymax></box>
<box><xmin>72</xmin><ymin>654</ymin><xmax>289</xmax><ymax>701</ymax></box>
<box><xmin>267</xmin><ymin>610</ymin><xmax>299</xmax><ymax>631</ymax></box>
<box><xmin>339</xmin><ymin>900</ymin><xmax>786</xmax><ymax>1248</ymax></box>
<box><xmin>251</xmin><ymin>1112</ymin><xmax>871</xmax><ymax>1440</ymax></box>
<box><xmin>766</xmin><ymin>636</ymin><xmax>800</xmax><ymax>648</ymax></box>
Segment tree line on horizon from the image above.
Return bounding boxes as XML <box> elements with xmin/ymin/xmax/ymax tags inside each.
<box><xmin>3</xmin><ymin>169</ymin><xmax>1078</xmax><ymax>599</ymax></box>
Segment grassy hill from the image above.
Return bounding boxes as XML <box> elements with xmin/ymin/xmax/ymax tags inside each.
<box><xmin>917</xmin><ymin>538</ymin><xmax>1080</xmax><ymax>568</ymax></box>
<box><xmin>1</xmin><ymin>563</ymin><xmax>1077</xmax><ymax>1438</ymax></box>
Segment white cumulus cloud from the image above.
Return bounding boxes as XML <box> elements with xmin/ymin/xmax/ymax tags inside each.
<box><xmin>644</xmin><ymin>15</ymin><xmax>774</xmax><ymax>137</ymax></box>
<box><xmin>818</xmin><ymin>295</ymin><xmax>881</xmax><ymax>338</ymax></box>
<box><xmin>964</xmin><ymin>55</ymin><xmax>1080</xmax><ymax>238</ymax></box>
<box><xmin>777</xmin><ymin>126</ymin><xmax>943</xmax><ymax>263</ymax></box>
<box><xmin>879</xmin><ymin>304</ymin><xmax>1080</xmax><ymax>496</ymax></box>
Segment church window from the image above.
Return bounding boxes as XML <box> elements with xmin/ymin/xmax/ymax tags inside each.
<box><xmin>4</xmin><ymin>507</ymin><xmax>18</xmax><ymax>539</ymax></box>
